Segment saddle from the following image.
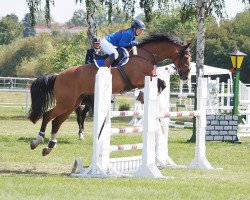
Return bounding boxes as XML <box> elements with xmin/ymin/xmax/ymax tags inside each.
<box><xmin>93</xmin><ymin>47</ymin><xmax>129</xmax><ymax>68</ymax></box>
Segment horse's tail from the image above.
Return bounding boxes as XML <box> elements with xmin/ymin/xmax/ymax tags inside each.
<box><xmin>28</xmin><ymin>74</ymin><xmax>57</xmax><ymax>124</ymax></box>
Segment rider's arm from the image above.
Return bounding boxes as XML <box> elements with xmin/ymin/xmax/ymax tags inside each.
<box><xmin>85</xmin><ymin>49</ymin><xmax>93</xmax><ymax>64</ymax></box>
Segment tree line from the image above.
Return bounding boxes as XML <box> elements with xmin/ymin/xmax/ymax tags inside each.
<box><xmin>0</xmin><ymin>7</ymin><xmax>250</xmax><ymax>83</ymax></box>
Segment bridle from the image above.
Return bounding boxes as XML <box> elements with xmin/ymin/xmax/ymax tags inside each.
<box><xmin>129</xmin><ymin>45</ymin><xmax>191</xmax><ymax>73</ymax></box>
<box><xmin>170</xmin><ymin>46</ymin><xmax>191</xmax><ymax>77</ymax></box>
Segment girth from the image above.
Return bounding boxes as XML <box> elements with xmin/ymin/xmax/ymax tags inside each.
<box><xmin>116</xmin><ymin>65</ymin><xmax>135</xmax><ymax>93</ymax></box>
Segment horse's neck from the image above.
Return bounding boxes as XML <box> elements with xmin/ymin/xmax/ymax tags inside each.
<box><xmin>140</xmin><ymin>43</ymin><xmax>179</xmax><ymax>64</ymax></box>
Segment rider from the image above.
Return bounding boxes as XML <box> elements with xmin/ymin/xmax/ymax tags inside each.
<box><xmin>100</xmin><ymin>19</ymin><xmax>146</xmax><ymax>67</ymax></box>
<box><xmin>85</xmin><ymin>36</ymin><xmax>104</xmax><ymax>64</ymax></box>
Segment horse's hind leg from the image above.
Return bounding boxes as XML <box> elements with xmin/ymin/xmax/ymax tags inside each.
<box><xmin>42</xmin><ymin>98</ymin><xmax>82</xmax><ymax>156</ymax></box>
<box><xmin>30</xmin><ymin>109</ymin><xmax>54</xmax><ymax>150</ymax></box>
<box><xmin>30</xmin><ymin>105</ymin><xmax>67</xmax><ymax>150</ymax></box>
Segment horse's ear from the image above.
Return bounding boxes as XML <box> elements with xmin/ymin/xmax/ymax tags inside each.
<box><xmin>186</xmin><ymin>42</ymin><xmax>192</xmax><ymax>49</ymax></box>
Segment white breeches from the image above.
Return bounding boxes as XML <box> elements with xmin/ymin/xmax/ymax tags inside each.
<box><xmin>100</xmin><ymin>37</ymin><xmax>119</xmax><ymax>59</ymax></box>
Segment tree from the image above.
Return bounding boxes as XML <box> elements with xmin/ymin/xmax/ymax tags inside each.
<box><xmin>67</xmin><ymin>9</ymin><xmax>87</xmax><ymax>27</ymax></box>
<box><xmin>0</xmin><ymin>14</ymin><xmax>23</xmax><ymax>45</ymax></box>
<box><xmin>23</xmin><ymin>13</ymin><xmax>36</xmax><ymax>37</ymax></box>
<box><xmin>25</xmin><ymin>0</ymin><xmax>175</xmax><ymax>47</ymax></box>
<box><xmin>204</xmin><ymin>12</ymin><xmax>250</xmax><ymax>84</ymax></box>
<box><xmin>25</xmin><ymin>0</ymin><xmax>250</xmax><ymax>71</ymax></box>
<box><xmin>26</xmin><ymin>0</ymin><xmax>54</xmax><ymax>26</ymax></box>
<box><xmin>35</xmin><ymin>10</ymin><xmax>54</xmax><ymax>26</ymax></box>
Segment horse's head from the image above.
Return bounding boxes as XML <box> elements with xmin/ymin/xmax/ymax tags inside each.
<box><xmin>172</xmin><ymin>43</ymin><xmax>192</xmax><ymax>81</ymax></box>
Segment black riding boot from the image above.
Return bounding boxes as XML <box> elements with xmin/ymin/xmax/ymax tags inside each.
<box><xmin>103</xmin><ymin>53</ymin><xmax>115</xmax><ymax>67</ymax></box>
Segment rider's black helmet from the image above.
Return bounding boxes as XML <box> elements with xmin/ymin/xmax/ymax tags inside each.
<box><xmin>131</xmin><ymin>19</ymin><xmax>146</xmax><ymax>30</ymax></box>
<box><xmin>92</xmin><ymin>36</ymin><xmax>100</xmax><ymax>44</ymax></box>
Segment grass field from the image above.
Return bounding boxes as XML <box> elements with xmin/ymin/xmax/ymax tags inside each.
<box><xmin>0</xmin><ymin>106</ymin><xmax>249</xmax><ymax>200</ymax></box>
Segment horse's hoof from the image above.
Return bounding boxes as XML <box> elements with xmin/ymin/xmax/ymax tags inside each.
<box><xmin>30</xmin><ymin>141</ymin><xmax>38</xmax><ymax>150</ymax></box>
<box><xmin>79</xmin><ymin>132</ymin><xmax>84</xmax><ymax>140</ymax></box>
<box><xmin>42</xmin><ymin>147</ymin><xmax>52</xmax><ymax>156</ymax></box>
<box><xmin>30</xmin><ymin>135</ymin><xmax>44</xmax><ymax>150</ymax></box>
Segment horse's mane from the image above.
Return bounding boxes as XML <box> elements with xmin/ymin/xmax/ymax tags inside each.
<box><xmin>138</xmin><ymin>32</ymin><xmax>186</xmax><ymax>47</ymax></box>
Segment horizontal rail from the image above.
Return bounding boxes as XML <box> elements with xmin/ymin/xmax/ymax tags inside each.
<box><xmin>170</xmin><ymin>93</ymin><xmax>195</xmax><ymax>98</ymax></box>
<box><xmin>0</xmin><ymin>89</ymin><xmax>30</xmax><ymax>92</ymax></box>
<box><xmin>239</xmin><ymin>100</ymin><xmax>250</xmax><ymax>105</ymax></box>
<box><xmin>217</xmin><ymin>94</ymin><xmax>234</xmax><ymax>97</ymax></box>
<box><xmin>238</xmin><ymin>124</ymin><xmax>250</xmax><ymax>129</ymax></box>
<box><xmin>238</xmin><ymin>110</ymin><xmax>250</xmax><ymax>115</ymax></box>
<box><xmin>110</xmin><ymin>143</ymin><xmax>143</xmax><ymax>152</ymax></box>
<box><xmin>238</xmin><ymin>133</ymin><xmax>250</xmax><ymax>138</ymax></box>
<box><xmin>169</xmin><ymin>121</ymin><xmax>193</xmax><ymax>126</ymax></box>
<box><xmin>111</xmin><ymin>127</ymin><xmax>143</xmax><ymax>134</ymax></box>
<box><xmin>169</xmin><ymin>124</ymin><xmax>193</xmax><ymax>129</ymax></box>
<box><xmin>111</xmin><ymin>111</ymin><xmax>143</xmax><ymax>117</ymax></box>
<box><xmin>158</xmin><ymin>111</ymin><xmax>201</xmax><ymax>118</ymax></box>
<box><xmin>170</xmin><ymin>104</ymin><xmax>194</xmax><ymax>108</ymax></box>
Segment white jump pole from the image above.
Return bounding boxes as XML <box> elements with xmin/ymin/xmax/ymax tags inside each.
<box><xmin>188</xmin><ymin>77</ymin><xmax>214</xmax><ymax>169</ymax></box>
<box><xmin>71</xmin><ymin>67</ymin><xmax>116</xmax><ymax>177</ymax></box>
<box><xmin>135</xmin><ymin>76</ymin><xmax>165</xmax><ymax>178</ymax></box>
<box><xmin>156</xmin><ymin>68</ymin><xmax>178</xmax><ymax>167</ymax></box>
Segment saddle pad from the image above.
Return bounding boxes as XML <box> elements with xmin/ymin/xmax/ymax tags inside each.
<box><xmin>94</xmin><ymin>47</ymin><xmax>129</xmax><ymax>68</ymax></box>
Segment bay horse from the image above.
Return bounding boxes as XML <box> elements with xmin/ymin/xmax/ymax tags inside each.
<box><xmin>28</xmin><ymin>32</ymin><xmax>192</xmax><ymax>156</ymax></box>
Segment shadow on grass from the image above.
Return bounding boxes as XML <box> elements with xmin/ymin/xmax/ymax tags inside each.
<box><xmin>169</xmin><ymin>140</ymin><xmax>194</xmax><ymax>144</ymax></box>
<box><xmin>0</xmin><ymin>169</ymin><xmax>68</xmax><ymax>176</ymax></box>
<box><xmin>18</xmin><ymin>137</ymin><xmax>73</xmax><ymax>144</ymax></box>
<box><xmin>0</xmin><ymin>115</ymin><xmax>28</xmax><ymax>121</ymax></box>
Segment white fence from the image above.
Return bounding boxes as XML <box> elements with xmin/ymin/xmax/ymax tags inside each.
<box><xmin>0</xmin><ymin>77</ymin><xmax>35</xmax><ymax>114</ymax></box>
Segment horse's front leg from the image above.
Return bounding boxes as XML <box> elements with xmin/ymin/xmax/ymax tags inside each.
<box><xmin>79</xmin><ymin>105</ymin><xmax>90</xmax><ymax>140</ymax></box>
<box><xmin>75</xmin><ymin>106</ymin><xmax>84</xmax><ymax>139</ymax></box>
<box><xmin>135</xmin><ymin>78</ymin><xmax>166</xmax><ymax>104</ymax></box>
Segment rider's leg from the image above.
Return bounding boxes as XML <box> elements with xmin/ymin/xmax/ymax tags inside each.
<box><xmin>104</xmin><ymin>53</ymin><xmax>116</xmax><ymax>67</ymax></box>
<box><xmin>100</xmin><ymin>37</ymin><xmax>119</xmax><ymax>67</ymax></box>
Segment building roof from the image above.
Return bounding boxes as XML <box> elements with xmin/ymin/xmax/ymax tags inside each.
<box><xmin>166</xmin><ymin>62</ymin><xmax>231</xmax><ymax>76</ymax></box>
<box><xmin>189</xmin><ymin>62</ymin><xmax>231</xmax><ymax>76</ymax></box>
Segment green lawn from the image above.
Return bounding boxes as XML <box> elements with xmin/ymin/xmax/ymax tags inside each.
<box><xmin>0</xmin><ymin>107</ymin><xmax>249</xmax><ymax>200</ymax></box>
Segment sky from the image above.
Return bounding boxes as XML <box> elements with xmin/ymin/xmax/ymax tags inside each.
<box><xmin>0</xmin><ymin>0</ymin><xmax>248</xmax><ymax>23</ymax></box>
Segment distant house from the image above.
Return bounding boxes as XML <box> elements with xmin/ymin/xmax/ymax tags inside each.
<box><xmin>34</xmin><ymin>26</ymin><xmax>83</xmax><ymax>35</ymax></box>
<box><xmin>34</xmin><ymin>26</ymin><xmax>51</xmax><ymax>35</ymax></box>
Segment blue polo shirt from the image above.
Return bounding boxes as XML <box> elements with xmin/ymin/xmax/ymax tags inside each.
<box><xmin>105</xmin><ymin>28</ymin><xmax>138</xmax><ymax>47</ymax></box>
